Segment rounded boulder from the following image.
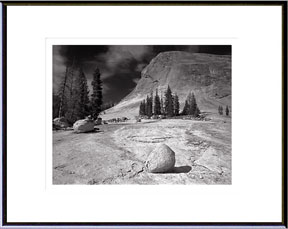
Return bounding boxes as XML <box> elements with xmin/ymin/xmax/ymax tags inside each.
<box><xmin>145</xmin><ymin>144</ymin><xmax>176</xmax><ymax>173</ymax></box>
<box><xmin>53</xmin><ymin>117</ymin><xmax>69</xmax><ymax>129</ymax></box>
<box><xmin>73</xmin><ymin>119</ymin><xmax>94</xmax><ymax>133</ymax></box>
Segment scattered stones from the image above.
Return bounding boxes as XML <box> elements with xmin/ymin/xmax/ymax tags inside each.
<box><xmin>192</xmin><ymin>140</ymin><xmax>203</xmax><ymax>146</ymax></box>
<box><xmin>107</xmin><ymin>117</ymin><xmax>128</xmax><ymax>123</ymax></box>
<box><xmin>73</xmin><ymin>119</ymin><xmax>95</xmax><ymax>133</ymax></box>
<box><xmin>145</xmin><ymin>144</ymin><xmax>176</xmax><ymax>173</ymax></box>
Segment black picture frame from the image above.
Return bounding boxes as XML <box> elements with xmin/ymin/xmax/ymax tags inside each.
<box><xmin>1</xmin><ymin>1</ymin><xmax>287</xmax><ymax>228</ymax></box>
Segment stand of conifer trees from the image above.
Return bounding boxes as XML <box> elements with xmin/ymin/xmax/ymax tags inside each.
<box><xmin>139</xmin><ymin>85</ymin><xmax>200</xmax><ymax>118</ymax></box>
<box><xmin>53</xmin><ymin>64</ymin><xmax>103</xmax><ymax>124</ymax></box>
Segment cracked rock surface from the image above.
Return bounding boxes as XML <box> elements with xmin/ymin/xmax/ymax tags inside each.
<box><xmin>53</xmin><ymin>115</ymin><xmax>231</xmax><ymax>184</ymax></box>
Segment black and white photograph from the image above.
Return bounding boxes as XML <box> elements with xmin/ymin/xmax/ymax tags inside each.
<box><xmin>2</xmin><ymin>1</ymin><xmax>286</xmax><ymax>226</ymax></box>
<box><xmin>53</xmin><ymin>45</ymin><xmax>232</xmax><ymax>185</ymax></box>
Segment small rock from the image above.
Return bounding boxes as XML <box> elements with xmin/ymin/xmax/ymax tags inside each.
<box><xmin>145</xmin><ymin>144</ymin><xmax>176</xmax><ymax>173</ymax></box>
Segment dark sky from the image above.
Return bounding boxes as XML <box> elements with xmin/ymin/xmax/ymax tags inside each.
<box><xmin>53</xmin><ymin>45</ymin><xmax>231</xmax><ymax>104</ymax></box>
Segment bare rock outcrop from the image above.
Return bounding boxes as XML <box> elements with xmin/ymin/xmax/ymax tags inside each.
<box><xmin>145</xmin><ymin>144</ymin><xmax>176</xmax><ymax>173</ymax></box>
<box><xmin>102</xmin><ymin>51</ymin><xmax>231</xmax><ymax>119</ymax></box>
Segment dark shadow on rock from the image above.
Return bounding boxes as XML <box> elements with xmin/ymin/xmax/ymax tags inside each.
<box><xmin>150</xmin><ymin>166</ymin><xmax>192</xmax><ymax>174</ymax></box>
<box><xmin>87</xmin><ymin>128</ymin><xmax>103</xmax><ymax>133</ymax></box>
<box><xmin>171</xmin><ymin>166</ymin><xmax>192</xmax><ymax>174</ymax></box>
<box><xmin>73</xmin><ymin>128</ymin><xmax>104</xmax><ymax>134</ymax></box>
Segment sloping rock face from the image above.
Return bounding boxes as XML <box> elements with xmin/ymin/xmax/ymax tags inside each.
<box><xmin>103</xmin><ymin>51</ymin><xmax>231</xmax><ymax>119</ymax></box>
<box><xmin>73</xmin><ymin>119</ymin><xmax>94</xmax><ymax>133</ymax></box>
<box><xmin>145</xmin><ymin>144</ymin><xmax>176</xmax><ymax>173</ymax></box>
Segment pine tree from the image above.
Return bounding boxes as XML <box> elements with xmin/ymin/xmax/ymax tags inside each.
<box><xmin>57</xmin><ymin>66</ymin><xmax>69</xmax><ymax>118</ymax></box>
<box><xmin>145</xmin><ymin>95</ymin><xmax>153</xmax><ymax>117</ymax></box>
<box><xmin>143</xmin><ymin>100</ymin><xmax>146</xmax><ymax>115</ymax></box>
<box><xmin>150</xmin><ymin>92</ymin><xmax>153</xmax><ymax>115</ymax></box>
<box><xmin>148</xmin><ymin>94</ymin><xmax>153</xmax><ymax>117</ymax></box>
<box><xmin>74</xmin><ymin>67</ymin><xmax>90</xmax><ymax>120</ymax></box>
<box><xmin>64</xmin><ymin>63</ymin><xmax>77</xmax><ymax>124</ymax></box>
<box><xmin>195</xmin><ymin>106</ymin><xmax>200</xmax><ymax>117</ymax></box>
<box><xmin>160</xmin><ymin>95</ymin><xmax>164</xmax><ymax>115</ymax></box>
<box><xmin>190</xmin><ymin>93</ymin><xmax>200</xmax><ymax>117</ymax></box>
<box><xmin>164</xmin><ymin>85</ymin><xmax>174</xmax><ymax>117</ymax></box>
<box><xmin>53</xmin><ymin>93</ymin><xmax>60</xmax><ymax>119</ymax></box>
<box><xmin>218</xmin><ymin>105</ymin><xmax>223</xmax><ymax>115</ymax></box>
<box><xmin>145</xmin><ymin>95</ymin><xmax>149</xmax><ymax>115</ymax></box>
<box><xmin>139</xmin><ymin>100</ymin><xmax>146</xmax><ymax>116</ymax></box>
<box><xmin>154</xmin><ymin>89</ymin><xmax>161</xmax><ymax>115</ymax></box>
<box><xmin>173</xmin><ymin>93</ymin><xmax>180</xmax><ymax>116</ymax></box>
<box><xmin>225</xmin><ymin>105</ymin><xmax>229</xmax><ymax>116</ymax></box>
<box><xmin>139</xmin><ymin>101</ymin><xmax>143</xmax><ymax>115</ymax></box>
<box><xmin>182</xmin><ymin>92</ymin><xmax>200</xmax><ymax>117</ymax></box>
<box><xmin>56</xmin><ymin>64</ymin><xmax>77</xmax><ymax>124</ymax></box>
<box><xmin>182</xmin><ymin>100</ymin><xmax>189</xmax><ymax>115</ymax></box>
<box><xmin>91</xmin><ymin>67</ymin><xmax>103</xmax><ymax>119</ymax></box>
<box><xmin>188</xmin><ymin>93</ymin><xmax>196</xmax><ymax>116</ymax></box>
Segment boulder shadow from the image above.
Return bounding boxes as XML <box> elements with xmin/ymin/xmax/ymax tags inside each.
<box><xmin>171</xmin><ymin>165</ymin><xmax>192</xmax><ymax>174</ymax></box>
<box><xmin>74</xmin><ymin>128</ymin><xmax>104</xmax><ymax>134</ymax></box>
<box><xmin>89</xmin><ymin>128</ymin><xmax>104</xmax><ymax>133</ymax></box>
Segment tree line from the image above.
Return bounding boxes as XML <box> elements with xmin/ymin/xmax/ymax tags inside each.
<box><xmin>139</xmin><ymin>85</ymin><xmax>200</xmax><ymax>117</ymax></box>
<box><xmin>53</xmin><ymin>64</ymin><xmax>103</xmax><ymax>124</ymax></box>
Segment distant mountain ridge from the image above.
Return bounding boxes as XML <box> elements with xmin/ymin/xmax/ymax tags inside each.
<box><xmin>102</xmin><ymin>51</ymin><xmax>231</xmax><ymax>119</ymax></box>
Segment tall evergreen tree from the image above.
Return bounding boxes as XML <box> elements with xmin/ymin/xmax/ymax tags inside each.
<box><xmin>64</xmin><ymin>63</ymin><xmax>77</xmax><ymax>124</ymax></box>
<box><xmin>74</xmin><ymin>67</ymin><xmax>90</xmax><ymax>120</ymax></box>
<box><xmin>160</xmin><ymin>95</ymin><xmax>164</xmax><ymax>115</ymax></box>
<box><xmin>182</xmin><ymin>100</ymin><xmax>189</xmax><ymax>115</ymax></box>
<box><xmin>164</xmin><ymin>85</ymin><xmax>174</xmax><ymax>116</ymax></box>
<box><xmin>142</xmin><ymin>100</ymin><xmax>147</xmax><ymax>115</ymax></box>
<box><xmin>195</xmin><ymin>106</ymin><xmax>200</xmax><ymax>117</ymax></box>
<box><xmin>53</xmin><ymin>93</ymin><xmax>61</xmax><ymax>119</ymax></box>
<box><xmin>139</xmin><ymin>100</ymin><xmax>146</xmax><ymax>116</ymax></box>
<box><xmin>145</xmin><ymin>95</ymin><xmax>152</xmax><ymax>117</ymax></box>
<box><xmin>91</xmin><ymin>67</ymin><xmax>103</xmax><ymax>119</ymax></box>
<box><xmin>173</xmin><ymin>93</ymin><xmax>180</xmax><ymax>116</ymax></box>
<box><xmin>188</xmin><ymin>93</ymin><xmax>198</xmax><ymax>116</ymax></box>
<box><xmin>154</xmin><ymin>89</ymin><xmax>161</xmax><ymax>115</ymax></box>
<box><xmin>225</xmin><ymin>105</ymin><xmax>229</xmax><ymax>116</ymax></box>
<box><xmin>218</xmin><ymin>105</ymin><xmax>223</xmax><ymax>115</ymax></box>
<box><xmin>57</xmin><ymin>66</ymin><xmax>69</xmax><ymax>118</ymax></box>
<box><xmin>139</xmin><ymin>101</ymin><xmax>143</xmax><ymax>115</ymax></box>
<box><xmin>182</xmin><ymin>92</ymin><xmax>200</xmax><ymax>117</ymax></box>
<box><xmin>146</xmin><ymin>94</ymin><xmax>153</xmax><ymax>117</ymax></box>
